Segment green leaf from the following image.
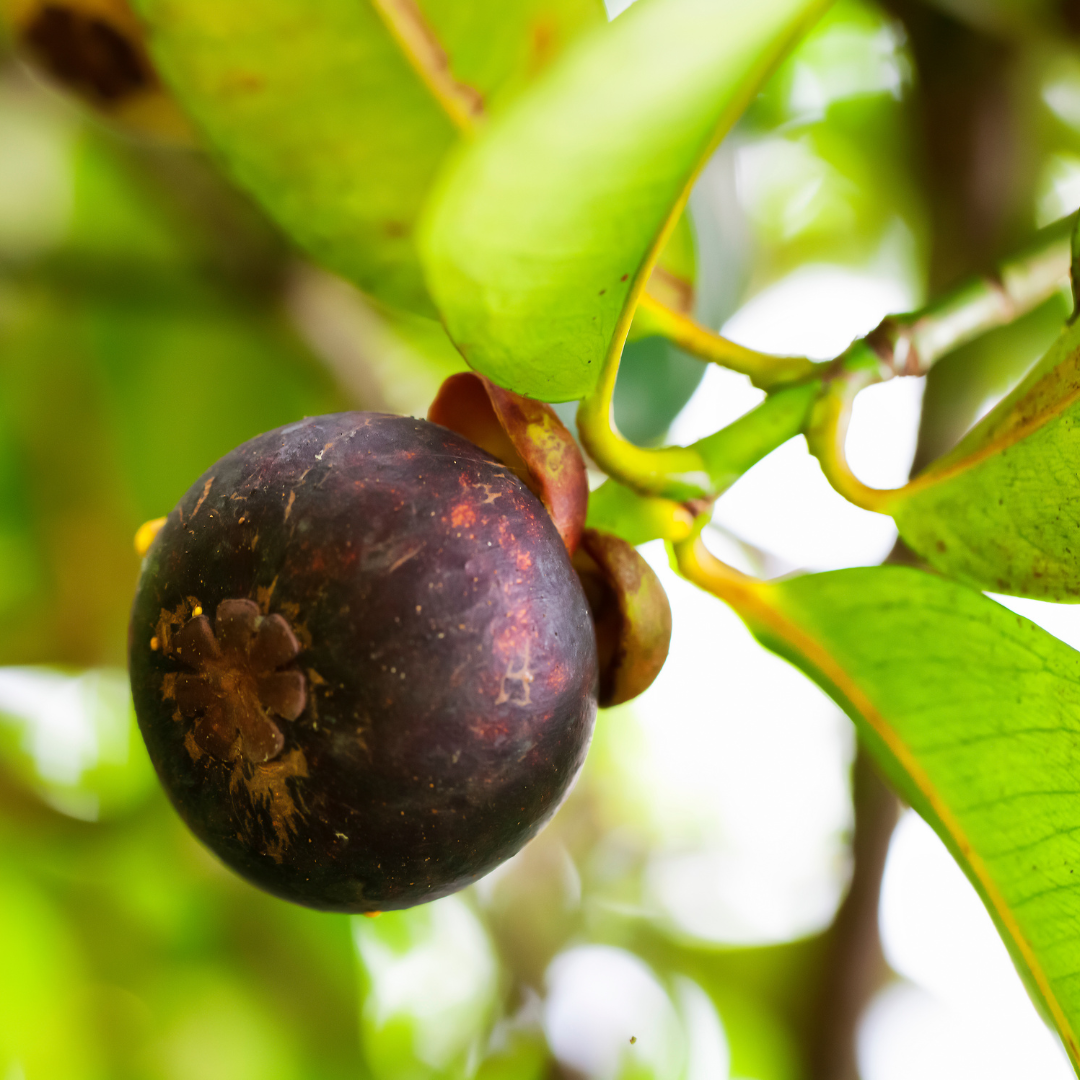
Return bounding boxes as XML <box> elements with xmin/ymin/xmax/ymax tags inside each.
<box><xmin>353</xmin><ymin>898</ymin><xmax>498</xmax><ymax>1080</ymax></box>
<box><xmin>132</xmin><ymin>0</ymin><xmax>604</xmax><ymax>314</ymax></box>
<box><xmin>890</xmin><ymin>313</ymin><xmax>1080</xmax><ymax>600</ymax></box>
<box><xmin>0</xmin><ymin>667</ymin><xmax>156</xmax><ymax>821</ymax></box>
<box><xmin>613</xmin><ymin>336</ymin><xmax>706</xmax><ymax>446</ymax></box>
<box><xmin>585</xmin><ymin>480</ymin><xmax>695</xmax><ymax>546</ymax></box>
<box><xmin>0</xmin><ymin>859</ymin><xmax>101</xmax><ymax>1080</ymax></box>
<box><xmin>419</xmin><ymin>0</ymin><xmax>830</xmax><ymax>401</ymax></box>
<box><xmin>707</xmin><ymin>560</ymin><xmax>1080</xmax><ymax>1064</ymax></box>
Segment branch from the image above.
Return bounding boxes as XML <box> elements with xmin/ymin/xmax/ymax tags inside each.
<box><xmin>587</xmin><ymin>214</ymin><xmax>1073</xmax><ymax>516</ymax></box>
<box><xmin>864</xmin><ymin>215</ymin><xmax>1073</xmax><ymax>377</ymax></box>
<box><xmin>805</xmin><ymin>743</ymin><xmax>899</xmax><ymax>1080</ymax></box>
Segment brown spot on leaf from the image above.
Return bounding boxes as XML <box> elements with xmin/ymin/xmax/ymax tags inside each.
<box><xmin>24</xmin><ymin>4</ymin><xmax>153</xmax><ymax>104</ymax></box>
<box><xmin>371</xmin><ymin>0</ymin><xmax>485</xmax><ymax>128</ymax></box>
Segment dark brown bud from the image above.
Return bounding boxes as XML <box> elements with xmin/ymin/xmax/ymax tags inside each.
<box><xmin>5</xmin><ymin>0</ymin><xmax>192</xmax><ymax>140</ymax></box>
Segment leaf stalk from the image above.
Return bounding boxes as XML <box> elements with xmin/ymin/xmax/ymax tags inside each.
<box><xmin>806</xmin><ymin>215</ymin><xmax>1074</xmax><ymax>511</ymax></box>
<box><xmin>584</xmin><ymin>203</ymin><xmax>1074</xmax><ymax>520</ymax></box>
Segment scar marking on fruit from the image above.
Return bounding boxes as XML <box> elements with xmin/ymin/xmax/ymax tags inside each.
<box><xmin>451</xmin><ymin>502</ymin><xmax>477</xmax><ymax>528</ymax></box>
<box><xmin>161</xmin><ymin>671</ymin><xmax>177</xmax><ymax>702</ymax></box>
<box><xmin>229</xmin><ymin>747</ymin><xmax>309</xmax><ymax>860</ymax></box>
<box><xmin>257</xmin><ymin>577</ymin><xmax>279</xmax><ymax>613</ymax></box>
<box><xmin>184</xmin><ymin>728</ymin><xmax>204</xmax><ymax>762</ymax></box>
<box><xmin>389</xmin><ymin>545</ymin><xmax>423</xmax><ymax>573</ymax></box>
<box><xmin>477</xmin><ymin>484</ymin><xmax>502</xmax><ymax>504</ymax></box>
<box><xmin>284</xmin><ymin>490</ymin><xmax>296</xmax><ymax>521</ymax></box>
<box><xmin>191</xmin><ymin>476</ymin><xmax>215</xmax><ymax>519</ymax></box>
<box><xmin>496</xmin><ymin>642</ymin><xmax>534</xmax><ymax>706</ymax></box>
<box><xmin>165</xmin><ymin>599</ymin><xmax>306</xmax><ymax>765</ymax></box>
<box><xmin>154</xmin><ymin>598</ymin><xmax>196</xmax><ymax>653</ymax></box>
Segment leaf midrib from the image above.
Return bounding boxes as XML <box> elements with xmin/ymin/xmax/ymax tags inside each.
<box><xmin>370</xmin><ymin>0</ymin><xmax>486</xmax><ymax>136</ymax></box>
<box><xmin>597</xmin><ymin>0</ymin><xmax>835</xmax><ymax>391</ymax></box>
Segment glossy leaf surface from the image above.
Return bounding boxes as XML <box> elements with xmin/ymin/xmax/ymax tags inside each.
<box><xmin>132</xmin><ymin>0</ymin><xmax>604</xmax><ymax>313</ymax></box>
<box><xmin>697</xmin><ymin>557</ymin><xmax>1080</xmax><ymax>1064</ymax></box>
<box><xmin>892</xmin><ymin>316</ymin><xmax>1080</xmax><ymax>600</ymax></box>
<box><xmin>585</xmin><ymin>480</ymin><xmax>695</xmax><ymax>547</ymax></box>
<box><xmin>420</xmin><ymin>0</ymin><xmax>829</xmax><ymax>400</ymax></box>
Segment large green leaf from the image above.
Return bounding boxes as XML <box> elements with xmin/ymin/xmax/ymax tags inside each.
<box><xmin>890</xmin><ymin>314</ymin><xmax>1080</xmax><ymax>600</ymax></box>
<box><xmin>419</xmin><ymin>0</ymin><xmax>830</xmax><ymax>401</ymax></box>
<box><xmin>131</xmin><ymin>0</ymin><xmax>605</xmax><ymax>314</ymax></box>
<box><xmin>693</xmin><ymin>556</ymin><xmax>1080</xmax><ymax>1064</ymax></box>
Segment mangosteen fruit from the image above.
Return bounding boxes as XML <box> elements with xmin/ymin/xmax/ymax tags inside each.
<box><xmin>129</xmin><ymin>413</ymin><xmax>598</xmax><ymax>912</ymax></box>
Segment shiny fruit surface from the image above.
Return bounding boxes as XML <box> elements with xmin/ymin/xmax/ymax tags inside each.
<box><xmin>129</xmin><ymin>413</ymin><xmax>598</xmax><ymax>911</ymax></box>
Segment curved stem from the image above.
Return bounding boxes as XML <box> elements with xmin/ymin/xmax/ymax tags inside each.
<box><xmin>643</xmin><ymin>212</ymin><xmax>1072</xmax><ymax>386</ymax></box>
<box><xmin>591</xmin><ymin>213</ymin><xmax>1074</xmax><ymax>512</ymax></box>
<box><xmin>804</xmin><ymin>346</ymin><xmax>899</xmax><ymax>515</ymax></box>
<box><xmin>576</xmin><ymin>330</ymin><xmax>713</xmax><ymax>501</ymax></box>
<box><xmin>806</xmin><ymin>215</ymin><xmax>1075</xmax><ymax>513</ymax></box>
<box><xmin>671</xmin><ymin>523</ymin><xmax>763</xmax><ymax>606</ymax></box>
<box><xmin>635</xmin><ymin>292</ymin><xmax>821</xmax><ymax>389</ymax></box>
<box><xmin>577</xmin><ymin>331</ymin><xmax>820</xmax><ymax>502</ymax></box>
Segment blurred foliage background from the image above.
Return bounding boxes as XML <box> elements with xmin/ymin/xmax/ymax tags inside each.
<box><xmin>3</xmin><ymin>0</ymin><xmax>1080</xmax><ymax>1077</ymax></box>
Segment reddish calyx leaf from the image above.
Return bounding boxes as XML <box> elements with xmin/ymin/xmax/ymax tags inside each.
<box><xmin>428</xmin><ymin>372</ymin><xmax>587</xmax><ymax>555</ymax></box>
<box><xmin>572</xmin><ymin>529</ymin><xmax>671</xmax><ymax>707</ymax></box>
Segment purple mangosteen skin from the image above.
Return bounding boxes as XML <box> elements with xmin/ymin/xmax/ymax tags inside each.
<box><xmin>128</xmin><ymin>413</ymin><xmax>598</xmax><ymax>911</ymax></box>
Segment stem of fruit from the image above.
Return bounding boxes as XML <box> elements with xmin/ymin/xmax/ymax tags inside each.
<box><xmin>670</xmin><ymin>521</ymin><xmax>765</xmax><ymax>610</ymax></box>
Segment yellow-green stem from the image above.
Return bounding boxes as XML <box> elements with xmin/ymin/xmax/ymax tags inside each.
<box><xmin>635</xmin><ymin>292</ymin><xmax>821</xmax><ymax>389</ymax></box>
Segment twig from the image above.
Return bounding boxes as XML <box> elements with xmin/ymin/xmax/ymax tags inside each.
<box><xmin>806</xmin><ymin>748</ymin><xmax>899</xmax><ymax>1080</ymax></box>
